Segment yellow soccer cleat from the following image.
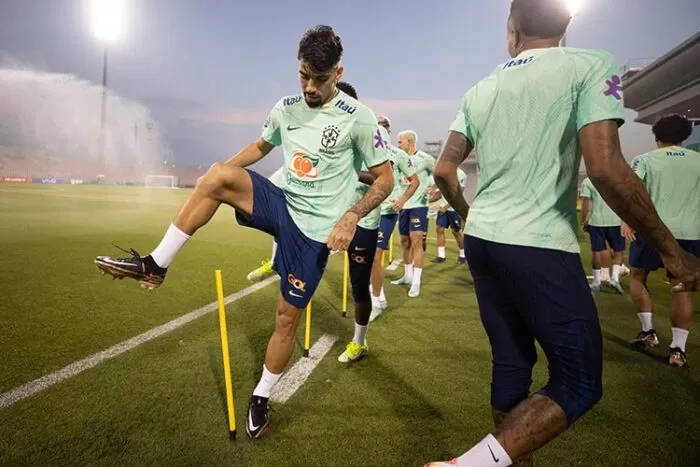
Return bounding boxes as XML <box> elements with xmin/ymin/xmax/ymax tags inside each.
<box><xmin>246</xmin><ymin>259</ymin><xmax>276</xmax><ymax>283</ymax></box>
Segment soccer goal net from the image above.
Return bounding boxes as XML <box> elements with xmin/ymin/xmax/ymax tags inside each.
<box><xmin>145</xmin><ymin>174</ymin><xmax>178</xmax><ymax>189</ymax></box>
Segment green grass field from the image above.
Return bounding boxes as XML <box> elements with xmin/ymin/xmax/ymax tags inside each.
<box><xmin>0</xmin><ymin>184</ymin><xmax>698</xmax><ymax>466</ymax></box>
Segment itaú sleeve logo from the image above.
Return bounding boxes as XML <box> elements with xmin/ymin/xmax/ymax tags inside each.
<box><xmin>287</xmin><ymin>274</ymin><xmax>307</xmax><ymax>292</ymax></box>
<box><xmin>289</xmin><ymin>152</ymin><xmax>319</xmax><ymax>178</ymax></box>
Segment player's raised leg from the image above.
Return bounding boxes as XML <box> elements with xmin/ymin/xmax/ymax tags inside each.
<box><xmin>247</xmin><ymin>166</ymin><xmax>285</xmax><ymax>283</ymax></box>
<box><xmin>95</xmin><ymin>158</ymin><xmax>263</xmax><ymax>289</ymax></box>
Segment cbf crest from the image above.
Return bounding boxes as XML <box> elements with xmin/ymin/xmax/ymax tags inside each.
<box><xmin>321</xmin><ymin>125</ymin><xmax>340</xmax><ymax>150</ymax></box>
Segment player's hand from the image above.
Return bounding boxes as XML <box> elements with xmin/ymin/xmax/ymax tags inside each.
<box><xmin>327</xmin><ymin>212</ymin><xmax>359</xmax><ymax>251</ymax></box>
<box><xmin>620</xmin><ymin>222</ymin><xmax>636</xmax><ymax>242</ymax></box>
<box><xmin>581</xmin><ymin>221</ymin><xmax>589</xmax><ymax>233</ymax></box>
<box><xmin>391</xmin><ymin>197</ymin><xmax>405</xmax><ymax>212</ymax></box>
<box><xmin>662</xmin><ymin>248</ymin><xmax>700</xmax><ymax>293</ymax></box>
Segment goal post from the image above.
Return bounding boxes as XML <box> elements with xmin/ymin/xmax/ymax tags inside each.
<box><xmin>145</xmin><ymin>174</ymin><xmax>178</xmax><ymax>189</ymax></box>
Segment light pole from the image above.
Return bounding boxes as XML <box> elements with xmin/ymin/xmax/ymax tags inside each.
<box><xmin>90</xmin><ymin>0</ymin><xmax>126</xmax><ymax>167</ymax></box>
<box><xmin>561</xmin><ymin>0</ymin><xmax>583</xmax><ymax>47</ymax></box>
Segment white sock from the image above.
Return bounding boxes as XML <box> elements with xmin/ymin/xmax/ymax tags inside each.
<box><xmin>150</xmin><ymin>223</ymin><xmax>191</xmax><ymax>268</ymax></box>
<box><xmin>459</xmin><ymin>249</ymin><xmax>465</xmax><ymax>258</ymax></box>
<box><xmin>670</xmin><ymin>327</ymin><xmax>689</xmax><ymax>352</ymax></box>
<box><xmin>592</xmin><ymin>269</ymin><xmax>601</xmax><ymax>286</ymax></box>
<box><xmin>379</xmin><ymin>287</ymin><xmax>386</xmax><ymax>301</ymax></box>
<box><xmin>252</xmin><ymin>365</ymin><xmax>282</xmax><ymax>398</ymax></box>
<box><xmin>612</xmin><ymin>264</ymin><xmax>621</xmax><ymax>282</ymax></box>
<box><xmin>638</xmin><ymin>312</ymin><xmax>653</xmax><ymax>332</ymax></box>
<box><xmin>457</xmin><ymin>434</ymin><xmax>512</xmax><ymax>467</ymax></box>
<box><xmin>404</xmin><ymin>264</ymin><xmax>414</xmax><ymax>281</ymax></box>
<box><xmin>412</xmin><ymin>267</ymin><xmax>423</xmax><ymax>286</ymax></box>
<box><xmin>438</xmin><ymin>246</ymin><xmax>446</xmax><ymax>258</ymax></box>
<box><xmin>601</xmin><ymin>268</ymin><xmax>610</xmax><ymax>282</ymax></box>
<box><xmin>353</xmin><ymin>323</ymin><xmax>368</xmax><ymax>345</ymax></box>
<box><xmin>270</xmin><ymin>240</ymin><xmax>278</xmax><ymax>262</ymax></box>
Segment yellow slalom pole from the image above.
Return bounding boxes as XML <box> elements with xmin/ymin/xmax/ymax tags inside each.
<box><xmin>304</xmin><ymin>301</ymin><xmax>312</xmax><ymax>357</ymax></box>
<box><xmin>388</xmin><ymin>231</ymin><xmax>394</xmax><ymax>264</ymax></box>
<box><xmin>342</xmin><ymin>251</ymin><xmax>349</xmax><ymax>317</ymax></box>
<box><xmin>215</xmin><ymin>269</ymin><xmax>236</xmax><ymax>440</ymax></box>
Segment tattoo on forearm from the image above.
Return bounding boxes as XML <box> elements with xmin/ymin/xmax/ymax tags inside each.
<box><xmin>581</xmin><ymin>122</ymin><xmax>677</xmax><ymax>256</ymax></box>
<box><xmin>349</xmin><ymin>178</ymin><xmax>393</xmax><ymax>219</ymax></box>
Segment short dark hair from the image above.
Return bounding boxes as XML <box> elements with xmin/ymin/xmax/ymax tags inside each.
<box><xmin>297</xmin><ymin>25</ymin><xmax>343</xmax><ymax>74</ymax></box>
<box><xmin>510</xmin><ymin>0</ymin><xmax>571</xmax><ymax>38</ymax></box>
<box><xmin>336</xmin><ymin>81</ymin><xmax>358</xmax><ymax>99</ymax></box>
<box><xmin>652</xmin><ymin>114</ymin><xmax>693</xmax><ymax>145</ymax></box>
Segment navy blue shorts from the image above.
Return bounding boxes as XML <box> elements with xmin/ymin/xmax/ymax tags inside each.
<box><xmin>348</xmin><ymin>226</ymin><xmax>378</xmax><ymax>304</ymax></box>
<box><xmin>464</xmin><ymin>235</ymin><xmax>603</xmax><ymax>425</ymax></box>
<box><xmin>629</xmin><ymin>238</ymin><xmax>700</xmax><ymax>273</ymax></box>
<box><xmin>399</xmin><ymin>207</ymin><xmax>429</xmax><ymax>235</ymax></box>
<box><xmin>588</xmin><ymin>226</ymin><xmax>625</xmax><ymax>252</ymax></box>
<box><xmin>436</xmin><ymin>210</ymin><xmax>462</xmax><ymax>231</ymax></box>
<box><xmin>235</xmin><ymin>170</ymin><xmax>329</xmax><ymax>309</ymax></box>
<box><xmin>377</xmin><ymin>214</ymin><xmax>398</xmax><ymax>250</ymax></box>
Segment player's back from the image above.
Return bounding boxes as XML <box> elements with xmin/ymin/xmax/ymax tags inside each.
<box><xmin>633</xmin><ymin>146</ymin><xmax>700</xmax><ymax>240</ymax></box>
<box><xmin>458</xmin><ymin>47</ymin><xmax>623</xmax><ymax>253</ymax></box>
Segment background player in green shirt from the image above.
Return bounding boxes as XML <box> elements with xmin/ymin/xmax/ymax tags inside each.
<box><xmin>94</xmin><ymin>26</ymin><xmax>394</xmax><ymax>440</ymax></box>
<box><xmin>430</xmin><ymin>167</ymin><xmax>467</xmax><ymax>264</ymax></box>
<box><xmin>428</xmin><ymin>1</ymin><xmax>700</xmax><ymax>465</ymax></box>
<box><xmin>391</xmin><ymin>131</ymin><xmax>436</xmax><ymax>298</ymax></box>
<box><xmin>369</xmin><ymin>116</ymin><xmax>419</xmax><ymax>321</ymax></box>
<box><xmin>580</xmin><ymin>177</ymin><xmax>625</xmax><ymax>293</ymax></box>
<box><xmin>622</xmin><ymin>114</ymin><xmax>700</xmax><ymax>367</ymax></box>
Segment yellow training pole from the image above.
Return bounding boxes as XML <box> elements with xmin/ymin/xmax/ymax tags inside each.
<box><xmin>341</xmin><ymin>251</ymin><xmax>349</xmax><ymax>317</ymax></box>
<box><xmin>304</xmin><ymin>301</ymin><xmax>312</xmax><ymax>357</ymax></box>
<box><xmin>215</xmin><ymin>270</ymin><xmax>236</xmax><ymax>440</ymax></box>
<box><xmin>388</xmin><ymin>231</ymin><xmax>394</xmax><ymax>264</ymax></box>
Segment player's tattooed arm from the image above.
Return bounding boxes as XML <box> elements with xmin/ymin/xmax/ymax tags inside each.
<box><xmin>434</xmin><ymin>130</ymin><xmax>472</xmax><ymax>220</ymax></box>
<box><xmin>580</xmin><ymin>121</ymin><xmax>677</xmax><ymax>254</ymax></box>
<box><xmin>224</xmin><ymin>138</ymin><xmax>275</xmax><ymax>168</ymax></box>
<box><xmin>348</xmin><ymin>161</ymin><xmax>394</xmax><ymax>218</ymax></box>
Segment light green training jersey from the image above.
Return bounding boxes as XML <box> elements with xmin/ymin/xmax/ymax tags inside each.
<box><xmin>380</xmin><ymin>129</ymin><xmax>418</xmax><ymax>215</ymax></box>
<box><xmin>449</xmin><ymin>48</ymin><xmax>625</xmax><ymax>253</ymax></box>
<box><xmin>261</xmin><ymin>91</ymin><xmax>390</xmax><ymax>243</ymax></box>
<box><xmin>402</xmin><ymin>151</ymin><xmax>436</xmax><ymax>210</ymax></box>
<box><xmin>580</xmin><ymin>177</ymin><xmax>619</xmax><ymax>227</ymax></box>
<box><xmin>631</xmin><ymin>145</ymin><xmax>700</xmax><ymax>240</ymax></box>
<box><xmin>438</xmin><ymin>168</ymin><xmax>468</xmax><ymax>211</ymax></box>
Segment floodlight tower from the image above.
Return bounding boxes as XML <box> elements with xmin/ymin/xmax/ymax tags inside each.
<box><xmin>90</xmin><ymin>0</ymin><xmax>127</xmax><ymax>164</ymax></box>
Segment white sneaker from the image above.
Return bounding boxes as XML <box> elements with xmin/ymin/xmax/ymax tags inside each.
<box><xmin>369</xmin><ymin>306</ymin><xmax>384</xmax><ymax>323</ymax></box>
<box><xmin>408</xmin><ymin>283</ymin><xmax>420</xmax><ymax>298</ymax></box>
<box><xmin>391</xmin><ymin>276</ymin><xmax>411</xmax><ymax>286</ymax></box>
<box><xmin>620</xmin><ymin>264</ymin><xmax>630</xmax><ymax>277</ymax></box>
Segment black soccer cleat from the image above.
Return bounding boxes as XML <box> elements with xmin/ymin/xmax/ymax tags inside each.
<box><xmin>669</xmin><ymin>347</ymin><xmax>687</xmax><ymax>367</ymax></box>
<box><xmin>431</xmin><ymin>257</ymin><xmax>446</xmax><ymax>263</ymax></box>
<box><xmin>246</xmin><ymin>396</ymin><xmax>271</xmax><ymax>439</ymax></box>
<box><xmin>631</xmin><ymin>329</ymin><xmax>660</xmax><ymax>348</ymax></box>
<box><xmin>94</xmin><ymin>246</ymin><xmax>167</xmax><ymax>290</ymax></box>
<box><xmin>456</xmin><ymin>257</ymin><xmax>467</xmax><ymax>265</ymax></box>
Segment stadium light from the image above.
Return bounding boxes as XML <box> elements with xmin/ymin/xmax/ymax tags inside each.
<box><xmin>90</xmin><ymin>0</ymin><xmax>127</xmax><ymax>44</ymax></box>
<box><xmin>561</xmin><ymin>0</ymin><xmax>583</xmax><ymax>47</ymax></box>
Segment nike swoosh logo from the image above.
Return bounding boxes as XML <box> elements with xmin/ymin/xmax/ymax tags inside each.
<box><xmin>287</xmin><ymin>125</ymin><xmax>300</xmax><ymax>131</ymax></box>
<box><xmin>487</xmin><ymin>444</ymin><xmax>499</xmax><ymax>462</ymax></box>
<box><xmin>289</xmin><ymin>290</ymin><xmax>303</xmax><ymax>298</ymax></box>
<box><xmin>248</xmin><ymin>410</ymin><xmax>260</xmax><ymax>432</ymax></box>
<box><xmin>355</xmin><ymin>247</ymin><xmax>367</xmax><ymax>251</ymax></box>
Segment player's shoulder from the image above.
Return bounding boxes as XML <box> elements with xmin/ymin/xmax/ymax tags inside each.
<box><xmin>564</xmin><ymin>48</ymin><xmax>619</xmax><ymax>73</ymax></box>
<box><xmin>271</xmin><ymin>94</ymin><xmax>304</xmax><ymax>112</ymax></box>
<box><xmin>336</xmin><ymin>94</ymin><xmax>377</xmax><ymax>124</ymax></box>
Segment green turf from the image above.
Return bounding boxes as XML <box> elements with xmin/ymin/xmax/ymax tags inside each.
<box><xmin>0</xmin><ymin>184</ymin><xmax>698</xmax><ymax>466</ymax></box>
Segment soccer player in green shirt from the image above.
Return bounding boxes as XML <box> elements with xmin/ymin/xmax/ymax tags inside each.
<box><xmin>622</xmin><ymin>114</ymin><xmax>700</xmax><ymax>367</ymax></box>
<box><xmin>94</xmin><ymin>26</ymin><xmax>394</xmax><ymax>439</ymax></box>
<box><xmin>428</xmin><ymin>1</ymin><xmax>700</xmax><ymax>465</ymax></box>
